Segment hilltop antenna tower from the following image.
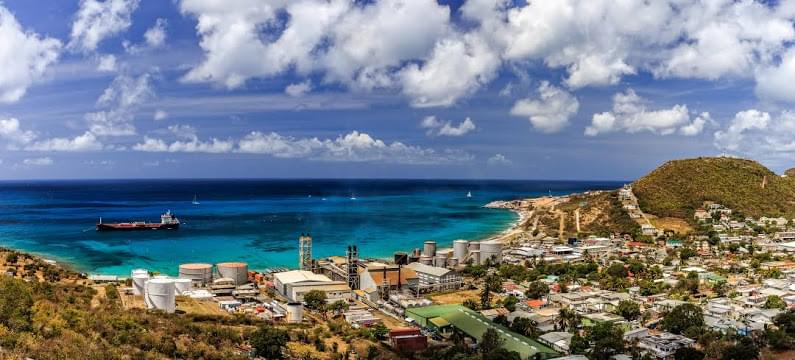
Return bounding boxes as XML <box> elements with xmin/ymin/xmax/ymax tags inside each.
<box><xmin>346</xmin><ymin>245</ymin><xmax>360</xmax><ymax>290</ymax></box>
<box><xmin>299</xmin><ymin>233</ymin><xmax>312</xmax><ymax>271</ymax></box>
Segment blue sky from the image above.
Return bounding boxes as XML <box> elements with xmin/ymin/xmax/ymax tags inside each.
<box><xmin>1</xmin><ymin>0</ymin><xmax>795</xmax><ymax>180</ymax></box>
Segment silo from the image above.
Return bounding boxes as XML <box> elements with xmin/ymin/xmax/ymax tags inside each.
<box><xmin>132</xmin><ymin>273</ymin><xmax>149</xmax><ymax>296</ymax></box>
<box><xmin>434</xmin><ymin>254</ymin><xmax>448</xmax><ymax>268</ymax></box>
<box><xmin>145</xmin><ymin>278</ymin><xmax>176</xmax><ymax>313</ymax></box>
<box><xmin>453</xmin><ymin>240</ymin><xmax>469</xmax><ymax>263</ymax></box>
<box><xmin>174</xmin><ymin>278</ymin><xmax>193</xmax><ymax>295</ymax></box>
<box><xmin>131</xmin><ymin>268</ymin><xmax>148</xmax><ymax>277</ymax></box>
<box><xmin>469</xmin><ymin>250</ymin><xmax>481</xmax><ymax>265</ymax></box>
<box><xmin>468</xmin><ymin>241</ymin><xmax>480</xmax><ymax>252</ymax></box>
<box><xmin>285</xmin><ymin>302</ymin><xmax>304</xmax><ymax>323</ymax></box>
<box><xmin>423</xmin><ymin>241</ymin><xmax>437</xmax><ymax>257</ymax></box>
<box><xmin>216</xmin><ymin>262</ymin><xmax>249</xmax><ymax>285</ymax></box>
<box><xmin>419</xmin><ymin>255</ymin><xmax>433</xmax><ymax>265</ymax></box>
<box><xmin>179</xmin><ymin>263</ymin><xmax>213</xmax><ymax>286</ymax></box>
<box><xmin>480</xmin><ymin>240</ymin><xmax>503</xmax><ymax>264</ymax></box>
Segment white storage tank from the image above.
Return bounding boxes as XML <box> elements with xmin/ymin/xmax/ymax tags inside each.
<box><xmin>423</xmin><ymin>241</ymin><xmax>437</xmax><ymax>257</ymax></box>
<box><xmin>285</xmin><ymin>302</ymin><xmax>303</xmax><ymax>323</ymax></box>
<box><xmin>453</xmin><ymin>240</ymin><xmax>468</xmax><ymax>263</ymax></box>
<box><xmin>131</xmin><ymin>269</ymin><xmax>148</xmax><ymax>277</ymax></box>
<box><xmin>419</xmin><ymin>255</ymin><xmax>433</xmax><ymax>265</ymax></box>
<box><xmin>179</xmin><ymin>263</ymin><xmax>213</xmax><ymax>286</ymax></box>
<box><xmin>469</xmin><ymin>250</ymin><xmax>481</xmax><ymax>265</ymax></box>
<box><xmin>216</xmin><ymin>262</ymin><xmax>249</xmax><ymax>285</ymax></box>
<box><xmin>145</xmin><ymin>278</ymin><xmax>176</xmax><ymax>313</ymax></box>
<box><xmin>132</xmin><ymin>273</ymin><xmax>149</xmax><ymax>296</ymax></box>
<box><xmin>480</xmin><ymin>240</ymin><xmax>503</xmax><ymax>264</ymax></box>
<box><xmin>174</xmin><ymin>278</ymin><xmax>193</xmax><ymax>295</ymax></box>
<box><xmin>448</xmin><ymin>258</ymin><xmax>458</xmax><ymax>268</ymax></box>
<box><xmin>468</xmin><ymin>241</ymin><xmax>480</xmax><ymax>252</ymax></box>
<box><xmin>434</xmin><ymin>254</ymin><xmax>448</xmax><ymax>268</ymax></box>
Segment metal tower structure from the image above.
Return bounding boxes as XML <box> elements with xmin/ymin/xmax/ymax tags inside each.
<box><xmin>346</xmin><ymin>245</ymin><xmax>359</xmax><ymax>290</ymax></box>
<box><xmin>299</xmin><ymin>233</ymin><xmax>312</xmax><ymax>271</ymax></box>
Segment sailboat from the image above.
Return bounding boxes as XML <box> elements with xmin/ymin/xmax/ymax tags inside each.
<box><xmin>467</xmin><ymin>191</ymin><xmax>472</xmax><ymax>198</ymax></box>
<box><xmin>192</xmin><ymin>195</ymin><xmax>200</xmax><ymax>205</ymax></box>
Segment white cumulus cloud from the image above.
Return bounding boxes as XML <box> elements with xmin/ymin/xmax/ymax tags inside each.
<box><xmin>26</xmin><ymin>132</ymin><xmax>103</xmax><ymax>152</ymax></box>
<box><xmin>68</xmin><ymin>0</ymin><xmax>140</xmax><ymax>52</ymax></box>
<box><xmin>285</xmin><ymin>80</ymin><xmax>312</xmax><ymax>97</ymax></box>
<box><xmin>0</xmin><ymin>6</ymin><xmax>61</xmax><ymax>103</ymax></box>
<box><xmin>585</xmin><ymin>89</ymin><xmax>710</xmax><ymax>137</ymax></box>
<box><xmin>96</xmin><ymin>54</ymin><xmax>117</xmax><ymax>72</ymax></box>
<box><xmin>175</xmin><ymin>0</ymin><xmax>795</xmax><ymax>107</ymax></box>
<box><xmin>420</xmin><ymin>116</ymin><xmax>476</xmax><ymax>137</ymax></box>
<box><xmin>144</xmin><ymin>18</ymin><xmax>167</xmax><ymax>48</ymax></box>
<box><xmin>510</xmin><ymin>81</ymin><xmax>579</xmax><ymax>133</ymax></box>
<box><xmin>23</xmin><ymin>157</ymin><xmax>53</xmax><ymax>166</ymax></box>
<box><xmin>487</xmin><ymin>153</ymin><xmax>512</xmax><ymax>166</ymax></box>
<box><xmin>135</xmin><ymin>128</ymin><xmax>472</xmax><ymax>165</ymax></box>
<box><xmin>88</xmin><ymin>72</ymin><xmax>155</xmax><ymax>136</ymax></box>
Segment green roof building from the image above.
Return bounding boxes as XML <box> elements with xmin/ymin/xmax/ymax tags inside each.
<box><xmin>406</xmin><ymin>304</ymin><xmax>558</xmax><ymax>359</ymax></box>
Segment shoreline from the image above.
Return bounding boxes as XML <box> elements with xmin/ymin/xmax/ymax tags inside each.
<box><xmin>482</xmin><ymin>199</ymin><xmax>532</xmax><ymax>243</ymax></box>
<box><xmin>1</xmin><ymin>201</ymin><xmax>526</xmax><ymax>277</ymax></box>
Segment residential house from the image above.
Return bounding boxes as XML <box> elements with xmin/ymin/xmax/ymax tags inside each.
<box><xmin>637</xmin><ymin>332</ymin><xmax>695</xmax><ymax>359</ymax></box>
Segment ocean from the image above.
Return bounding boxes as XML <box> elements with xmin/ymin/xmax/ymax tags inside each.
<box><xmin>0</xmin><ymin>179</ymin><xmax>622</xmax><ymax>276</ymax></box>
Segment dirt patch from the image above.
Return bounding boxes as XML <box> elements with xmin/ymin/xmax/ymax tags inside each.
<box><xmin>648</xmin><ymin>216</ymin><xmax>693</xmax><ymax>234</ymax></box>
<box><xmin>429</xmin><ymin>289</ymin><xmax>481</xmax><ymax>305</ymax></box>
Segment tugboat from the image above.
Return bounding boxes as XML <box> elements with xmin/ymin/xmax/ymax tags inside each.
<box><xmin>96</xmin><ymin>210</ymin><xmax>180</xmax><ymax>231</ymax></box>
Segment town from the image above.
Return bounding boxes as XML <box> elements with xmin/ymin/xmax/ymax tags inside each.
<box><xmin>5</xmin><ymin>180</ymin><xmax>795</xmax><ymax>360</ymax></box>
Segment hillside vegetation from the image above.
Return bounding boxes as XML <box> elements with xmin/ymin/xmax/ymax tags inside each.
<box><xmin>533</xmin><ymin>191</ymin><xmax>641</xmax><ymax>238</ymax></box>
<box><xmin>633</xmin><ymin>157</ymin><xmax>795</xmax><ymax>219</ymax></box>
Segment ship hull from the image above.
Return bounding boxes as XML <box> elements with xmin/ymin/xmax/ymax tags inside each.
<box><xmin>96</xmin><ymin>223</ymin><xmax>179</xmax><ymax>231</ymax></box>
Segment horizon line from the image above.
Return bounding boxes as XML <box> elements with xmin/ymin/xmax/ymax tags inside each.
<box><xmin>0</xmin><ymin>176</ymin><xmax>631</xmax><ymax>183</ymax></box>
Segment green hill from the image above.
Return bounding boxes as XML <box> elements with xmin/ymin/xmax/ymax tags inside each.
<box><xmin>633</xmin><ymin>157</ymin><xmax>795</xmax><ymax>219</ymax></box>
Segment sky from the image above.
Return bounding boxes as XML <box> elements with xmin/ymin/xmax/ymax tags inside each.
<box><xmin>2</xmin><ymin>0</ymin><xmax>795</xmax><ymax>180</ymax></box>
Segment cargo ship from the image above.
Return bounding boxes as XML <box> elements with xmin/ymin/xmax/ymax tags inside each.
<box><xmin>96</xmin><ymin>210</ymin><xmax>180</xmax><ymax>231</ymax></box>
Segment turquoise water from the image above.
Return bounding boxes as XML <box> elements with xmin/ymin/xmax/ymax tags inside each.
<box><xmin>0</xmin><ymin>179</ymin><xmax>621</xmax><ymax>275</ymax></box>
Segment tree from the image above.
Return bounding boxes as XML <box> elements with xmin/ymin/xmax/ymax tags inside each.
<box><xmin>713</xmin><ymin>281</ymin><xmax>728</xmax><ymax>297</ymax></box>
<box><xmin>250</xmin><ymin>325</ymin><xmax>289</xmax><ymax>359</ymax></box>
<box><xmin>366</xmin><ymin>345</ymin><xmax>379</xmax><ymax>360</ymax></box>
<box><xmin>662</xmin><ymin>304</ymin><xmax>704</xmax><ymax>335</ymax></box>
<box><xmin>463</xmin><ymin>298</ymin><xmax>479</xmax><ymax>310</ymax></box>
<box><xmin>774</xmin><ymin>310</ymin><xmax>795</xmax><ymax>334</ymax></box>
<box><xmin>766</xmin><ymin>328</ymin><xmax>793</xmax><ymax>350</ymax></box>
<box><xmin>481</xmin><ymin>274</ymin><xmax>503</xmax><ymax>309</ymax></box>
<box><xmin>483</xmin><ymin>348</ymin><xmax>521</xmax><ymax>360</ymax></box>
<box><xmin>588</xmin><ymin>321</ymin><xmax>625</xmax><ymax>360</ymax></box>
<box><xmin>502</xmin><ymin>294</ymin><xmax>519</xmax><ymax>312</ymax></box>
<box><xmin>570</xmin><ymin>332</ymin><xmax>588</xmax><ymax>355</ymax></box>
<box><xmin>0</xmin><ymin>277</ymin><xmax>33</xmax><ymax>332</ymax></box>
<box><xmin>615</xmin><ymin>300</ymin><xmax>641</xmax><ymax>321</ymax></box>
<box><xmin>721</xmin><ymin>337</ymin><xmax>759</xmax><ymax>360</ymax></box>
<box><xmin>371</xmin><ymin>323</ymin><xmax>389</xmax><ymax>339</ymax></box>
<box><xmin>674</xmin><ymin>347</ymin><xmax>705</xmax><ymax>360</ymax></box>
<box><xmin>303</xmin><ymin>290</ymin><xmax>327</xmax><ymax>312</ymax></box>
<box><xmin>764</xmin><ymin>295</ymin><xmax>787</xmax><ymax>310</ymax></box>
<box><xmin>479</xmin><ymin>328</ymin><xmax>503</xmax><ymax>354</ymax></box>
<box><xmin>525</xmin><ymin>281</ymin><xmax>549</xmax><ymax>300</ymax></box>
<box><xmin>606</xmin><ymin>263</ymin><xmax>628</xmax><ymax>279</ymax></box>
<box><xmin>558</xmin><ymin>307</ymin><xmax>580</xmax><ymax>332</ymax></box>
<box><xmin>680</xmin><ymin>247</ymin><xmax>698</xmax><ymax>261</ymax></box>
<box><xmin>510</xmin><ymin>317</ymin><xmax>539</xmax><ymax>338</ymax></box>
<box><xmin>328</xmin><ymin>300</ymin><xmax>349</xmax><ymax>316</ymax></box>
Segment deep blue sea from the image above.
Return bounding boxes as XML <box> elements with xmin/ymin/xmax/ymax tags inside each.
<box><xmin>0</xmin><ymin>179</ymin><xmax>622</xmax><ymax>276</ymax></box>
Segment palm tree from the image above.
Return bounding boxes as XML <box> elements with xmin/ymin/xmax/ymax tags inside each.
<box><xmin>558</xmin><ymin>307</ymin><xmax>580</xmax><ymax>332</ymax></box>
